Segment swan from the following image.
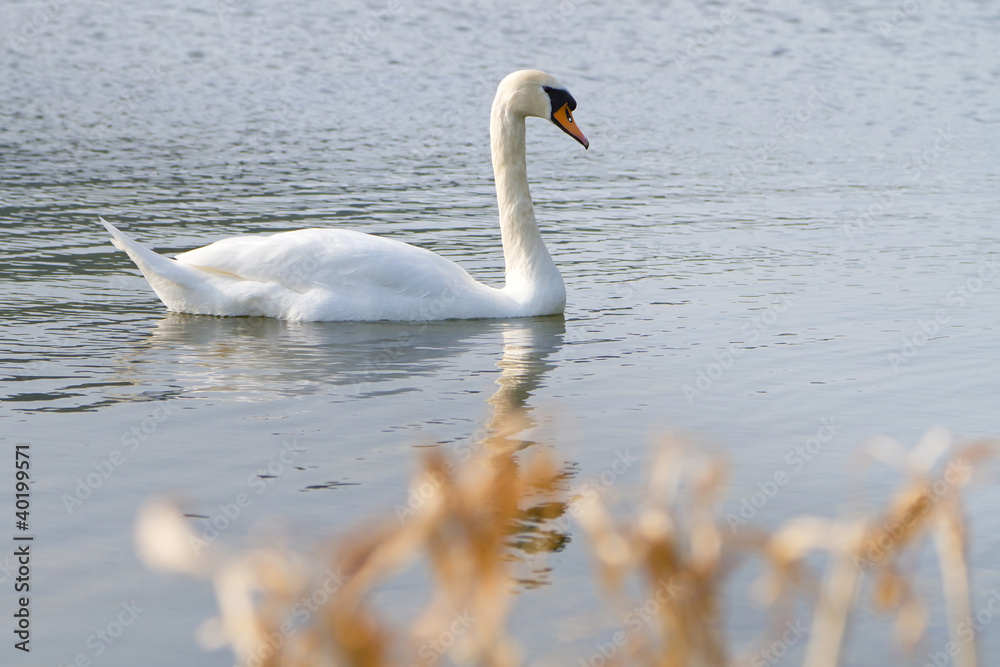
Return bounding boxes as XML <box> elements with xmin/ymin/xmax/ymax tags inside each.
<box><xmin>100</xmin><ymin>70</ymin><xmax>588</xmax><ymax>322</ymax></box>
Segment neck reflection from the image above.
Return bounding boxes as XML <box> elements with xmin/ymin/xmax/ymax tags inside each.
<box><xmin>475</xmin><ymin>317</ymin><xmax>574</xmax><ymax>587</ymax></box>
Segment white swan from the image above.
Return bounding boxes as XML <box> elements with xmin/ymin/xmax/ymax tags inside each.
<box><xmin>100</xmin><ymin>70</ymin><xmax>588</xmax><ymax>322</ymax></box>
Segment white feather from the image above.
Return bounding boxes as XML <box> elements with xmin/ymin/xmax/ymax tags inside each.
<box><xmin>100</xmin><ymin>70</ymin><xmax>585</xmax><ymax>322</ymax></box>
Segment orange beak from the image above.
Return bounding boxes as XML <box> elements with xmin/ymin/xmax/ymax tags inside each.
<box><xmin>552</xmin><ymin>103</ymin><xmax>589</xmax><ymax>149</ymax></box>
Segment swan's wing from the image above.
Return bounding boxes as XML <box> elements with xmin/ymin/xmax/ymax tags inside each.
<box><xmin>174</xmin><ymin>228</ymin><xmax>487</xmax><ymax>298</ymax></box>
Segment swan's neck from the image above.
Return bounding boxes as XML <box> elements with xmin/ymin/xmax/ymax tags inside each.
<box><xmin>490</xmin><ymin>103</ymin><xmax>565</xmax><ymax>309</ymax></box>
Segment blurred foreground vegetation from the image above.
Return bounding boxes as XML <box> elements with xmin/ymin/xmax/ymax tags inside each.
<box><xmin>135</xmin><ymin>421</ymin><xmax>996</xmax><ymax>667</ymax></box>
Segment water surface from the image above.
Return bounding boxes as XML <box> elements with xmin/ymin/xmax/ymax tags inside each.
<box><xmin>2</xmin><ymin>1</ymin><xmax>999</xmax><ymax>665</ymax></box>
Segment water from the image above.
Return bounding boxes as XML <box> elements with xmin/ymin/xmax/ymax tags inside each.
<box><xmin>2</xmin><ymin>0</ymin><xmax>999</xmax><ymax>664</ymax></box>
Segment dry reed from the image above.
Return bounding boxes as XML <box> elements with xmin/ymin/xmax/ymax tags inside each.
<box><xmin>135</xmin><ymin>423</ymin><xmax>995</xmax><ymax>667</ymax></box>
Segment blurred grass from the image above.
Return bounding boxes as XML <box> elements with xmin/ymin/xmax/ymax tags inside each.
<box><xmin>135</xmin><ymin>422</ymin><xmax>996</xmax><ymax>667</ymax></box>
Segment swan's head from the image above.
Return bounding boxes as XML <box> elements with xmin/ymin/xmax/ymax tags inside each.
<box><xmin>495</xmin><ymin>70</ymin><xmax>589</xmax><ymax>149</ymax></box>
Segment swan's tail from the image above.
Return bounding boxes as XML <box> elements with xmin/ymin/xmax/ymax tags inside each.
<box><xmin>99</xmin><ymin>217</ymin><xmax>212</xmax><ymax>311</ymax></box>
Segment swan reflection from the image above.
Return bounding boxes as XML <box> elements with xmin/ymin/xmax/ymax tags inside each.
<box><xmin>145</xmin><ymin>313</ymin><xmax>575</xmax><ymax>582</ymax></box>
<box><xmin>146</xmin><ymin>313</ymin><xmax>502</xmax><ymax>399</ymax></box>
<box><xmin>465</xmin><ymin>317</ymin><xmax>575</xmax><ymax>585</ymax></box>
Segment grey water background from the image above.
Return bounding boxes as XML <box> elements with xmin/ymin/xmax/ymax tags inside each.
<box><xmin>2</xmin><ymin>0</ymin><xmax>999</xmax><ymax>664</ymax></box>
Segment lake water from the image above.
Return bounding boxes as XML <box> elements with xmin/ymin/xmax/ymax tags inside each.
<box><xmin>2</xmin><ymin>0</ymin><xmax>999</xmax><ymax>665</ymax></box>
